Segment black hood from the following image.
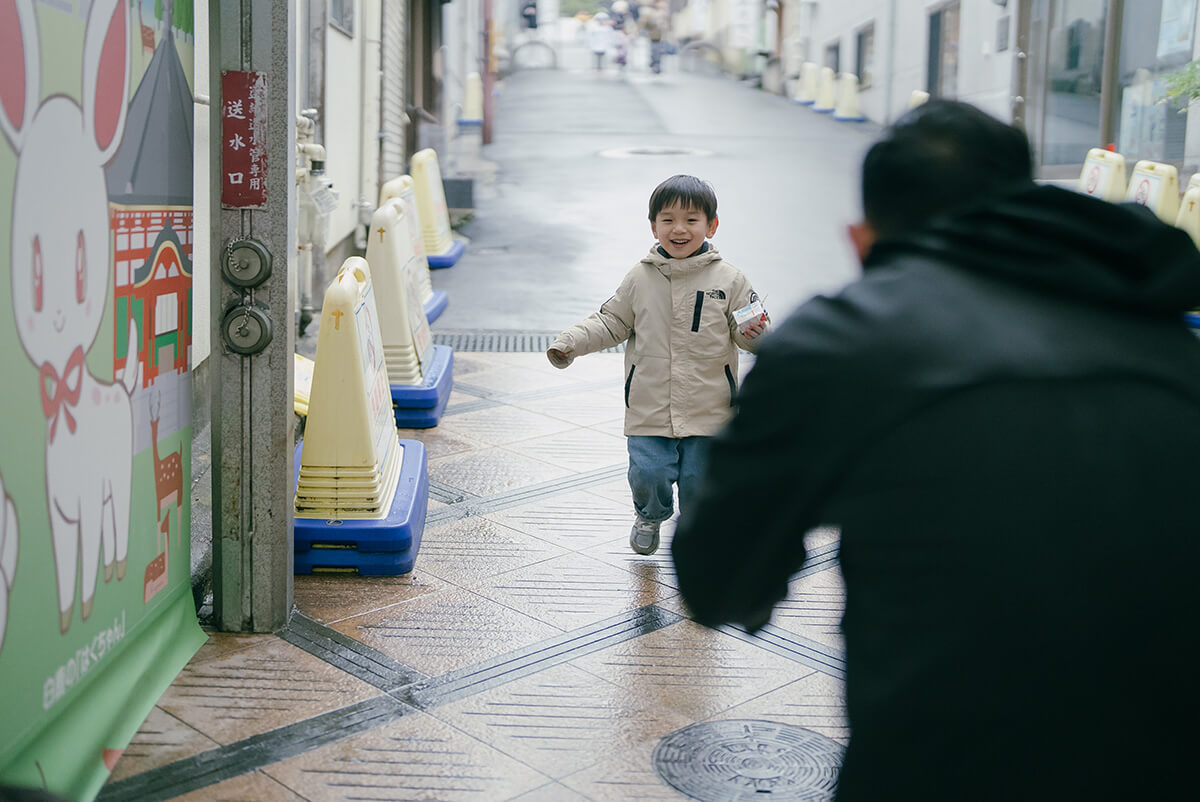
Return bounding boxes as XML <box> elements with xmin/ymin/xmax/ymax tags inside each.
<box><xmin>866</xmin><ymin>184</ymin><xmax>1200</xmax><ymax>316</ymax></box>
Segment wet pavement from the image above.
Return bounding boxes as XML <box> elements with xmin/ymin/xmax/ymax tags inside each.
<box><xmin>104</xmin><ymin>353</ymin><xmax>848</xmax><ymax>801</ymax></box>
<box><xmin>102</xmin><ymin>40</ymin><xmax>879</xmax><ymax>802</ymax></box>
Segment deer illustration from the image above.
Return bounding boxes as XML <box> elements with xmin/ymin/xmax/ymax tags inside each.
<box><xmin>149</xmin><ymin>390</ymin><xmax>183</xmax><ymax>546</ymax></box>
<box><xmin>1</xmin><ymin>0</ymin><xmax>138</xmax><ymax>633</ymax></box>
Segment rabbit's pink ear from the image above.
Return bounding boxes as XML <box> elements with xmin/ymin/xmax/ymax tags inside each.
<box><xmin>81</xmin><ymin>0</ymin><xmax>128</xmax><ymax>163</ymax></box>
<box><xmin>0</xmin><ymin>0</ymin><xmax>38</xmax><ymax>152</ymax></box>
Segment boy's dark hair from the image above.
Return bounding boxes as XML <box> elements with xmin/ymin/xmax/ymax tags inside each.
<box><xmin>648</xmin><ymin>175</ymin><xmax>718</xmax><ymax>222</ymax></box>
<box><xmin>862</xmin><ymin>100</ymin><xmax>1034</xmax><ymax>239</ymax></box>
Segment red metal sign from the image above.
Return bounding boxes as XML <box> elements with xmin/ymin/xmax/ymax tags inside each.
<box><xmin>220</xmin><ymin>71</ymin><xmax>267</xmax><ymax>208</ymax></box>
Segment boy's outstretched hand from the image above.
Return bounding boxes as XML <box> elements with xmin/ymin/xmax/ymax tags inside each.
<box><xmin>547</xmin><ymin>347</ymin><xmax>573</xmax><ymax>368</ymax></box>
<box><xmin>742</xmin><ymin>320</ymin><xmax>768</xmax><ymax>340</ymax></box>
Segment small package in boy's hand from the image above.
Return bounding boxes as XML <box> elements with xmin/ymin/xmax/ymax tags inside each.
<box><xmin>733</xmin><ymin>299</ymin><xmax>767</xmax><ymax>334</ymax></box>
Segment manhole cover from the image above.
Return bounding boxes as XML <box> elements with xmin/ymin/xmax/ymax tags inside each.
<box><xmin>653</xmin><ymin>720</ymin><xmax>844</xmax><ymax>801</ymax></box>
<box><xmin>598</xmin><ymin>146</ymin><xmax>714</xmax><ymax>159</ymax></box>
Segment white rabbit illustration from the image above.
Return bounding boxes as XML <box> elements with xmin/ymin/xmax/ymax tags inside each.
<box><xmin>1</xmin><ymin>0</ymin><xmax>139</xmax><ymax>634</ymax></box>
<box><xmin>0</xmin><ymin>472</ymin><xmax>17</xmax><ymax>657</ymax></box>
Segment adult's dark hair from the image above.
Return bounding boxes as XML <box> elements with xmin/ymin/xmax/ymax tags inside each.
<box><xmin>648</xmin><ymin>175</ymin><xmax>718</xmax><ymax>222</ymax></box>
<box><xmin>862</xmin><ymin>100</ymin><xmax>1034</xmax><ymax>239</ymax></box>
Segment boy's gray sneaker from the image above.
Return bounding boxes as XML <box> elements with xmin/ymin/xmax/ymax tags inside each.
<box><xmin>630</xmin><ymin>516</ymin><xmax>661</xmax><ymax>555</ymax></box>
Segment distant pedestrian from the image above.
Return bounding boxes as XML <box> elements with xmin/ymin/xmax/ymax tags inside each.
<box><xmin>548</xmin><ymin>175</ymin><xmax>769</xmax><ymax>555</ymax></box>
<box><xmin>672</xmin><ymin>100</ymin><xmax>1200</xmax><ymax>800</ymax></box>
<box><xmin>586</xmin><ymin>12</ymin><xmax>615</xmax><ymax>72</ymax></box>
<box><xmin>641</xmin><ymin>0</ymin><xmax>669</xmax><ymax>73</ymax></box>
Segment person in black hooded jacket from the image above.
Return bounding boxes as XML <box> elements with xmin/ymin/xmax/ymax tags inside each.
<box><xmin>671</xmin><ymin>100</ymin><xmax>1200</xmax><ymax>801</ymax></box>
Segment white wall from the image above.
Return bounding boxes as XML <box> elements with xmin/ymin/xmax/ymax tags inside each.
<box><xmin>324</xmin><ymin>0</ymin><xmax>370</xmax><ymax>247</ymax></box>
<box><xmin>953</xmin><ymin>2</ymin><xmax>1017</xmax><ymax>121</ymax></box>
<box><xmin>775</xmin><ymin>0</ymin><xmax>1018</xmax><ymax>125</ymax></box>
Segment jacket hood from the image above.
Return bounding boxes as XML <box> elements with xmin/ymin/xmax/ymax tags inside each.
<box><xmin>641</xmin><ymin>243</ymin><xmax>723</xmax><ymax>277</ymax></box>
<box><xmin>866</xmin><ymin>184</ymin><xmax>1200</xmax><ymax>316</ymax></box>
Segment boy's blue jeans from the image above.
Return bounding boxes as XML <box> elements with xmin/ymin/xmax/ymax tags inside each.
<box><xmin>627</xmin><ymin>435</ymin><xmax>711</xmax><ymax>523</ymax></box>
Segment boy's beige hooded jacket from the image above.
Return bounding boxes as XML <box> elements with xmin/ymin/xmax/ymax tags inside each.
<box><xmin>550</xmin><ymin>245</ymin><xmax>765</xmax><ymax>438</ymax></box>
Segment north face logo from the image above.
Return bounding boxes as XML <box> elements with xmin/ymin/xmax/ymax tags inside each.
<box><xmin>705</xmin><ymin>289</ymin><xmax>726</xmax><ymax>300</ymax></box>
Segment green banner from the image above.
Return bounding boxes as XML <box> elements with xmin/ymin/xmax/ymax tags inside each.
<box><xmin>0</xmin><ymin>1</ymin><xmax>204</xmax><ymax>799</ymax></box>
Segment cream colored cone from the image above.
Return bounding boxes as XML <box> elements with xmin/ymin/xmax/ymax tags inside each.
<box><xmin>813</xmin><ymin>67</ymin><xmax>836</xmax><ymax>112</ymax></box>
<box><xmin>833</xmin><ymin>73</ymin><xmax>865</xmax><ymax>121</ymax></box>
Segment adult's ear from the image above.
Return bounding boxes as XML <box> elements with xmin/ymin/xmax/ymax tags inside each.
<box><xmin>847</xmin><ymin>221</ymin><xmax>877</xmax><ymax>263</ymax></box>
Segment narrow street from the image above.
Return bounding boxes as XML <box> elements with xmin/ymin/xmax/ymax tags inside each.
<box><xmin>104</xmin><ymin>50</ymin><xmax>881</xmax><ymax>801</ymax></box>
<box><xmin>435</xmin><ymin>40</ymin><xmax>876</xmax><ymax>331</ymax></box>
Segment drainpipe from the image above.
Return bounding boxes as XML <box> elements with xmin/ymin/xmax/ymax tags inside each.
<box><xmin>484</xmin><ymin>0</ymin><xmax>495</xmax><ymax>144</ymax></box>
<box><xmin>1098</xmin><ymin>0</ymin><xmax>1124</xmax><ymax>147</ymax></box>
<box><xmin>357</xmin><ymin>0</ymin><xmax>382</xmax><ymax>248</ymax></box>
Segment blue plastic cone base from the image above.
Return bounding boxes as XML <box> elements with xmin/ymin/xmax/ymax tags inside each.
<box><xmin>424</xmin><ymin>289</ymin><xmax>449</xmax><ymax>323</ymax></box>
<box><xmin>813</xmin><ymin>106</ymin><xmax>834</xmax><ymax>114</ymax></box>
<box><xmin>795</xmin><ymin>99</ymin><xmax>815</xmax><ymax>105</ymax></box>
<box><xmin>427</xmin><ymin>238</ymin><xmax>466</xmax><ymax>269</ymax></box>
<box><xmin>392</xmin><ymin>344</ymin><xmax>454</xmax><ymax>428</ymax></box>
<box><xmin>1185</xmin><ymin>311</ymin><xmax>1200</xmax><ymax>331</ymax></box>
<box><xmin>293</xmin><ymin>437</ymin><xmax>429</xmax><ymax>574</ymax></box>
<box><xmin>833</xmin><ymin>114</ymin><xmax>865</xmax><ymax>122</ymax></box>
<box><xmin>458</xmin><ymin>118</ymin><xmax>483</xmax><ymax>128</ymax></box>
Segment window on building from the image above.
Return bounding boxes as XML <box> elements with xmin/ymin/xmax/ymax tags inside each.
<box><xmin>330</xmin><ymin>0</ymin><xmax>354</xmax><ymax>37</ymax></box>
<box><xmin>1110</xmin><ymin>0</ymin><xmax>1196</xmax><ymax>165</ymax></box>
<box><xmin>927</xmin><ymin>2</ymin><xmax>960</xmax><ymax>98</ymax></box>
<box><xmin>155</xmin><ymin>293</ymin><xmax>178</xmax><ymax>336</ymax></box>
<box><xmin>1022</xmin><ymin>0</ymin><xmax>1200</xmax><ymax>174</ymax></box>
<box><xmin>856</xmin><ymin>24</ymin><xmax>875</xmax><ymax>88</ymax></box>
<box><xmin>825</xmin><ymin>41</ymin><xmax>840</xmax><ymax>74</ymax></box>
<box><xmin>1024</xmin><ymin>0</ymin><xmax>1108</xmax><ymax>167</ymax></box>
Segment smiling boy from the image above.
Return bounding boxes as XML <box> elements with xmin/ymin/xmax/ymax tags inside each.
<box><xmin>548</xmin><ymin>175</ymin><xmax>768</xmax><ymax>555</ymax></box>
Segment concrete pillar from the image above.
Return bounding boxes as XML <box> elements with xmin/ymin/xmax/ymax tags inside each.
<box><xmin>209</xmin><ymin>0</ymin><xmax>297</xmax><ymax>632</ymax></box>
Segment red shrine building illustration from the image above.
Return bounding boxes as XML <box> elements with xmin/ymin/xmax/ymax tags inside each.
<box><xmin>108</xmin><ymin>26</ymin><xmax>194</xmax><ymax>388</ymax></box>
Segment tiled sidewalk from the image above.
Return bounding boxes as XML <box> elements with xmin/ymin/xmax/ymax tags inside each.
<box><xmin>102</xmin><ymin>353</ymin><xmax>847</xmax><ymax>801</ymax></box>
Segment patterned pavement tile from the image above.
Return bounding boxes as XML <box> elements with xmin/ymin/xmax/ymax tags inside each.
<box><xmin>263</xmin><ymin>710</ymin><xmax>549</xmax><ymax>801</ymax></box>
<box><xmin>549</xmin><ymin>355</ymin><xmax>627</xmax><ymax>383</ymax></box>
<box><xmin>394</xmin><ymin>422</ymin><xmax>488</xmax><ymax>459</ymax></box>
<box><xmin>509</xmin><ymin>388</ymin><xmax>626</xmax><ymax>428</ymax></box>
<box><xmin>429</xmin><ymin>446</ymin><xmax>573</xmax><ymax>497</ymax></box>
<box><xmin>560</xmin><ymin>750</ymin><xmax>690</xmax><ymax>801</ymax></box>
<box><xmin>508</xmin><ymin>781</ymin><xmax>596</xmax><ymax>801</ymax></box>
<box><xmin>416</xmin><ymin>517</ymin><xmax>568</xmax><ymax>589</ymax></box>
<box><xmin>171</xmin><ymin>770</ymin><xmax>308</xmax><ymax>801</ymax></box>
<box><xmin>330</xmin><ymin>586</ymin><xmax>562</xmax><ymax>676</ymax></box>
<box><xmin>485</xmin><ymin>489</ymin><xmax>638</xmax><ymax>552</ymax></box>
<box><xmin>293</xmin><ymin>571</ymin><xmax>448</xmax><ymax>625</ymax></box>
<box><xmin>707</xmin><ymin>670</ymin><xmax>850</xmax><ymax>745</ymax></box>
<box><xmin>470</xmin><ymin>552</ymin><xmax>676</xmax><ymax>631</ymax></box>
<box><xmin>772</xmin><ymin>565</ymin><xmax>845</xmax><ymax>651</ymax></box>
<box><xmin>580</xmin><ymin>476</ymin><xmax>635</xmax><ymax>508</ymax></box>
<box><xmin>586</xmin><ymin>416</ymin><xmax>627</xmax><ymax>438</ymax></box>
<box><xmin>569</xmin><ymin>620</ymin><xmax>803</xmax><ymax>721</ymax></box>
<box><xmin>582</xmin><ymin>518</ymin><xmax>680</xmax><ymax>589</ymax></box>
<box><xmin>107</xmin><ymin>707</ymin><xmax>220</xmax><ymax>782</ymax></box>
<box><xmin>434</xmin><ymin>406</ymin><xmax>577</xmax><ymax>447</ymax></box>
<box><xmin>502</xmin><ymin>427</ymin><xmax>628</xmax><ymax>473</ymax></box>
<box><xmin>456</xmin><ymin>364</ymin><xmax>581</xmax><ymax>396</ymax></box>
<box><xmin>157</xmin><ymin>638</ymin><xmax>380</xmax><ymax>745</ymax></box>
<box><xmin>447</xmin><ymin>352</ymin><xmax>503</xmax><ymax>377</ymax></box>
<box><xmin>806</xmin><ymin>526</ymin><xmax>841</xmax><ymax>551</ymax></box>
<box><xmin>189</xmin><ymin>631</ymin><xmax>278</xmax><ymax>664</ymax></box>
<box><xmin>432</xmin><ymin>663</ymin><xmax>692</xmax><ymax>780</ymax></box>
<box><xmin>443</xmin><ymin>387</ymin><xmax>490</xmax><ymax>409</ymax></box>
